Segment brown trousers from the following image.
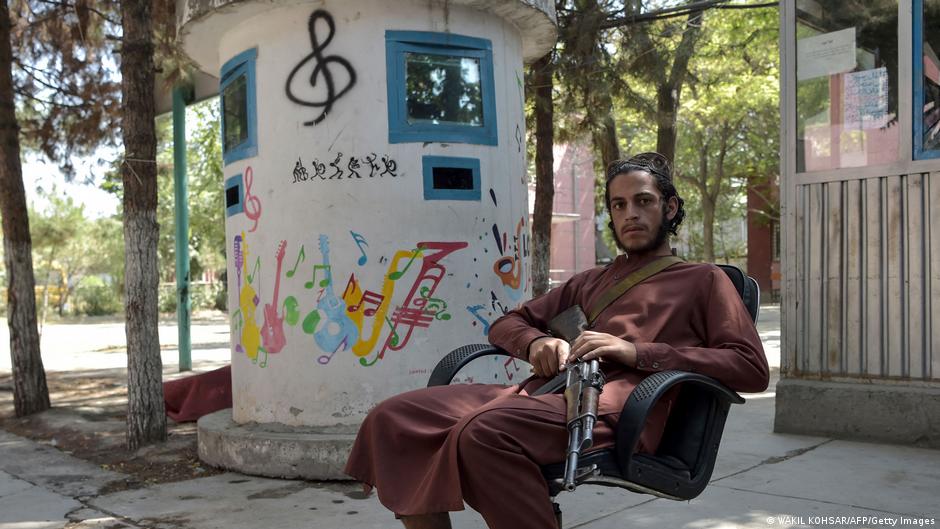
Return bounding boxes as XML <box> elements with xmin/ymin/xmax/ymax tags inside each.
<box><xmin>344</xmin><ymin>383</ymin><xmax>620</xmax><ymax>529</ymax></box>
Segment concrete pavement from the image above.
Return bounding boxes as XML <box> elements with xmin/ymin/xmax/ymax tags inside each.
<box><xmin>2</xmin><ymin>387</ymin><xmax>938</xmax><ymax>529</ymax></box>
<box><xmin>2</xmin><ymin>306</ymin><xmax>939</xmax><ymax>528</ymax></box>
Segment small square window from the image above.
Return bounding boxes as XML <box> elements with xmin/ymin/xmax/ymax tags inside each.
<box><xmin>422</xmin><ymin>156</ymin><xmax>481</xmax><ymax>201</ymax></box>
<box><xmin>220</xmin><ymin>48</ymin><xmax>258</xmax><ymax>166</ymax></box>
<box><xmin>224</xmin><ymin>174</ymin><xmax>244</xmax><ymax>217</ymax></box>
<box><xmin>387</xmin><ymin>31</ymin><xmax>497</xmax><ymax>145</ymax></box>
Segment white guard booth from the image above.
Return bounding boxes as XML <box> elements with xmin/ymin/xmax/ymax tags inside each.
<box><xmin>175</xmin><ymin>0</ymin><xmax>557</xmax><ymax>478</ymax></box>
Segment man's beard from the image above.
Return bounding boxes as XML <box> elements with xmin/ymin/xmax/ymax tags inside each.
<box><xmin>610</xmin><ymin>211</ymin><xmax>671</xmax><ymax>255</ymax></box>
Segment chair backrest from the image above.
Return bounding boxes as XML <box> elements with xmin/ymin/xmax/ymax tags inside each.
<box><xmin>716</xmin><ymin>264</ymin><xmax>760</xmax><ymax>323</ymax></box>
<box><xmin>616</xmin><ymin>264</ymin><xmax>758</xmax><ymax>500</ymax></box>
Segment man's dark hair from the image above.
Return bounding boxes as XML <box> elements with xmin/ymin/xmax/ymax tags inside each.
<box><xmin>604</xmin><ymin>152</ymin><xmax>686</xmax><ymax>236</ymax></box>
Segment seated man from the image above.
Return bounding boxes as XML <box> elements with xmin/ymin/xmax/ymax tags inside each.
<box><xmin>344</xmin><ymin>152</ymin><xmax>769</xmax><ymax>529</ymax></box>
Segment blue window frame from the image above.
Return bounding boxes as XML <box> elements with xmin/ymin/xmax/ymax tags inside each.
<box><xmin>224</xmin><ymin>173</ymin><xmax>244</xmax><ymax>217</ymax></box>
<box><xmin>220</xmin><ymin>48</ymin><xmax>258</xmax><ymax>166</ymax></box>
<box><xmin>422</xmin><ymin>156</ymin><xmax>481</xmax><ymax>201</ymax></box>
<box><xmin>386</xmin><ymin>31</ymin><xmax>497</xmax><ymax>145</ymax></box>
<box><xmin>914</xmin><ymin>0</ymin><xmax>940</xmax><ymax>159</ymax></box>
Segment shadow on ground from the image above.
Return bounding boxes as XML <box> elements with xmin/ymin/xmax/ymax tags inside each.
<box><xmin>0</xmin><ymin>365</ymin><xmax>225</xmax><ymax>494</ymax></box>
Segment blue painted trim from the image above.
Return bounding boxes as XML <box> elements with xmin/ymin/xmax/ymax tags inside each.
<box><xmin>220</xmin><ymin>48</ymin><xmax>259</xmax><ymax>166</ymax></box>
<box><xmin>422</xmin><ymin>155</ymin><xmax>481</xmax><ymax>201</ymax></box>
<box><xmin>225</xmin><ymin>173</ymin><xmax>244</xmax><ymax>216</ymax></box>
<box><xmin>385</xmin><ymin>30</ymin><xmax>492</xmax><ymax>51</ymax></box>
<box><xmin>385</xmin><ymin>31</ymin><xmax>498</xmax><ymax>145</ymax></box>
<box><xmin>913</xmin><ymin>0</ymin><xmax>940</xmax><ymax>160</ymax></box>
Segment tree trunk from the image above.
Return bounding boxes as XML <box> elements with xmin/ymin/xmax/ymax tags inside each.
<box><xmin>654</xmin><ymin>84</ymin><xmax>678</xmax><ymax>163</ymax></box>
<box><xmin>531</xmin><ymin>52</ymin><xmax>554</xmax><ymax>297</ymax></box>
<box><xmin>121</xmin><ymin>0</ymin><xmax>165</xmax><ymax>451</ymax></box>
<box><xmin>592</xmin><ymin>92</ymin><xmax>620</xmax><ymax>168</ymax></box>
<box><xmin>702</xmin><ymin>196</ymin><xmax>715</xmax><ymax>263</ymax></box>
<box><xmin>0</xmin><ymin>0</ymin><xmax>50</xmax><ymax>417</ymax></box>
<box><xmin>655</xmin><ymin>9</ymin><xmax>703</xmax><ymax>163</ymax></box>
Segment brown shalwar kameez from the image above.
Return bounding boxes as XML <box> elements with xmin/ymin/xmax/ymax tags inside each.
<box><xmin>344</xmin><ymin>253</ymin><xmax>769</xmax><ymax>529</ymax></box>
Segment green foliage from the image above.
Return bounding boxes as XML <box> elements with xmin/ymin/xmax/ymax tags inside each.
<box><xmin>158</xmin><ymin>282</ymin><xmax>224</xmax><ymax>313</ymax></box>
<box><xmin>101</xmin><ymin>97</ymin><xmax>227</xmax><ymax>293</ymax></box>
<box><xmin>73</xmin><ymin>276</ymin><xmax>121</xmax><ymax>316</ymax></box>
<box><xmin>155</xmin><ymin>98</ymin><xmax>227</xmax><ymax>284</ymax></box>
<box><xmin>12</xmin><ymin>0</ymin><xmax>122</xmax><ymax>177</ymax></box>
<box><xmin>28</xmin><ymin>188</ymin><xmax>124</xmax><ymax>317</ymax></box>
<box><xmin>671</xmin><ymin>7</ymin><xmax>780</xmax><ymax>261</ymax></box>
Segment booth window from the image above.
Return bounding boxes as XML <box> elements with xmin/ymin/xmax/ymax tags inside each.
<box><xmin>422</xmin><ymin>156</ymin><xmax>481</xmax><ymax>201</ymax></box>
<box><xmin>220</xmin><ymin>48</ymin><xmax>258</xmax><ymax>166</ymax></box>
<box><xmin>386</xmin><ymin>31</ymin><xmax>497</xmax><ymax>145</ymax></box>
<box><xmin>224</xmin><ymin>174</ymin><xmax>244</xmax><ymax>217</ymax></box>
<box><xmin>795</xmin><ymin>3</ymin><xmax>899</xmax><ymax>173</ymax></box>
<box><xmin>914</xmin><ymin>0</ymin><xmax>940</xmax><ymax>159</ymax></box>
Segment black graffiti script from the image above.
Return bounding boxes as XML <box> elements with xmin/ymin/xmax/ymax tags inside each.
<box><xmin>285</xmin><ymin>9</ymin><xmax>357</xmax><ymax>126</ymax></box>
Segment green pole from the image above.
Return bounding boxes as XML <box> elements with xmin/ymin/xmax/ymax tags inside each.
<box><xmin>172</xmin><ymin>86</ymin><xmax>192</xmax><ymax>372</ymax></box>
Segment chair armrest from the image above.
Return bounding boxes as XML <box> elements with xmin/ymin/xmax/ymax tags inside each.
<box><xmin>615</xmin><ymin>370</ymin><xmax>744</xmax><ymax>467</ymax></box>
<box><xmin>427</xmin><ymin>344</ymin><xmax>516</xmax><ymax>387</ymax></box>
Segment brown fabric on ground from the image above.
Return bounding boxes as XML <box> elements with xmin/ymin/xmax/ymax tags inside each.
<box><xmin>344</xmin><ymin>253</ymin><xmax>769</xmax><ymax>529</ymax></box>
<box><xmin>163</xmin><ymin>365</ymin><xmax>232</xmax><ymax>422</ymax></box>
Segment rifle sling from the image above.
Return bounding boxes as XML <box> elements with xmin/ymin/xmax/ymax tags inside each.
<box><xmin>531</xmin><ymin>255</ymin><xmax>684</xmax><ymax>396</ymax></box>
<box><xmin>586</xmin><ymin>255</ymin><xmax>684</xmax><ymax>324</ymax></box>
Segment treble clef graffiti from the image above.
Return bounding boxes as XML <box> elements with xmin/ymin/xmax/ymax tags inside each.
<box><xmin>285</xmin><ymin>9</ymin><xmax>357</xmax><ymax>126</ymax></box>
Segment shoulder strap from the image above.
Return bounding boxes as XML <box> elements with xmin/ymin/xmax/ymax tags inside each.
<box><xmin>586</xmin><ymin>255</ymin><xmax>683</xmax><ymax>324</ymax></box>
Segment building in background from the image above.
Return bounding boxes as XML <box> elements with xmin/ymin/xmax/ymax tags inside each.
<box><xmin>747</xmin><ymin>177</ymin><xmax>781</xmax><ymax>302</ymax></box>
<box><xmin>776</xmin><ymin>0</ymin><xmax>939</xmax><ymax>447</ymax></box>
<box><xmin>528</xmin><ymin>139</ymin><xmax>596</xmax><ymax>287</ymax></box>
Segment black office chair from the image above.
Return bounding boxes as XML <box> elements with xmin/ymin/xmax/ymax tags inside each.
<box><xmin>427</xmin><ymin>265</ymin><xmax>760</xmax><ymax>523</ymax></box>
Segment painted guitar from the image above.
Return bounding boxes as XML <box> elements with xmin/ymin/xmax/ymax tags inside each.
<box><xmin>261</xmin><ymin>240</ymin><xmax>288</xmax><ymax>354</ymax></box>
<box><xmin>315</xmin><ymin>235</ymin><xmax>359</xmax><ymax>362</ymax></box>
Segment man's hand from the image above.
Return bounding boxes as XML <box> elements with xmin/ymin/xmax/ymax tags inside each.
<box><xmin>528</xmin><ymin>336</ymin><xmax>570</xmax><ymax>378</ymax></box>
<box><xmin>568</xmin><ymin>331</ymin><xmax>637</xmax><ymax>367</ymax></box>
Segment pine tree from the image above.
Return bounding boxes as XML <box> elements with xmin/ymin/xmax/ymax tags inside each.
<box><xmin>120</xmin><ymin>0</ymin><xmax>165</xmax><ymax>451</ymax></box>
<box><xmin>0</xmin><ymin>0</ymin><xmax>48</xmax><ymax>417</ymax></box>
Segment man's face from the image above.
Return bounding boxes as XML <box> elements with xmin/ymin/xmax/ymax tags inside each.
<box><xmin>607</xmin><ymin>170</ymin><xmax>678</xmax><ymax>254</ymax></box>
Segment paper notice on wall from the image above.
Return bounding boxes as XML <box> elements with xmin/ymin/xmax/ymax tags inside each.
<box><xmin>843</xmin><ymin>67</ymin><xmax>888</xmax><ymax>129</ymax></box>
<box><xmin>797</xmin><ymin>27</ymin><xmax>856</xmax><ymax>81</ymax></box>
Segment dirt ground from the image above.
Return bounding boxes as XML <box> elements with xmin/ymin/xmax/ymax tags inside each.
<box><xmin>0</xmin><ymin>367</ymin><xmax>225</xmax><ymax>494</ymax></box>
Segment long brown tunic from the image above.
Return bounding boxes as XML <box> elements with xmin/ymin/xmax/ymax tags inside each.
<box><xmin>344</xmin><ymin>253</ymin><xmax>769</xmax><ymax>529</ymax></box>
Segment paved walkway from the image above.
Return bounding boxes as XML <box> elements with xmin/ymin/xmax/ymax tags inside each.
<box><xmin>2</xmin><ymin>307</ymin><xmax>938</xmax><ymax>528</ymax></box>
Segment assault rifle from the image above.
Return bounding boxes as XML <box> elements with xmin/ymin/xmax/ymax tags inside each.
<box><xmin>546</xmin><ymin>305</ymin><xmax>606</xmax><ymax>491</ymax></box>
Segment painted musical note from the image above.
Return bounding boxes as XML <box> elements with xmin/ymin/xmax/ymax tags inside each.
<box><xmin>305</xmin><ymin>264</ymin><xmax>332</xmax><ymax>289</ymax></box>
<box><xmin>349</xmin><ymin>290</ymin><xmax>385</xmax><ymax>317</ymax></box>
<box><xmin>284</xmin><ymin>9</ymin><xmax>357</xmax><ymax>126</ymax></box>
<box><xmin>243</xmin><ymin>167</ymin><xmax>262</xmax><ymax>232</ymax></box>
<box><xmin>467</xmin><ymin>304</ymin><xmax>491</xmax><ymax>335</ymax></box>
<box><xmin>418</xmin><ymin>286</ymin><xmax>450</xmax><ymax>321</ymax></box>
<box><xmin>286</xmin><ymin>245</ymin><xmax>305</xmax><ymax>278</ymax></box>
<box><xmin>341</xmin><ymin>274</ymin><xmax>360</xmax><ymax>300</ymax></box>
<box><xmin>247</xmin><ymin>256</ymin><xmax>261</xmax><ymax>285</ymax></box>
<box><xmin>318</xmin><ymin>336</ymin><xmax>348</xmax><ymax>365</ymax></box>
<box><xmin>389</xmin><ymin>247</ymin><xmax>422</xmax><ymax>281</ymax></box>
<box><xmin>384</xmin><ymin>316</ymin><xmax>400</xmax><ymax>347</ymax></box>
<box><xmin>350</xmin><ymin>231</ymin><xmax>368</xmax><ymax>265</ymax></box>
